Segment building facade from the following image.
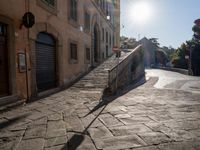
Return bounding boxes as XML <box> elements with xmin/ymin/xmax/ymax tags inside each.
<box><xmin>139</xmin><ymin>37</ymin><xmax>157</xmax><ymax>68</ymax></box>
<box><xmin>0</xmin><ymin>0</ymin><xmax>120</xmax><ymax>105</ymax></box>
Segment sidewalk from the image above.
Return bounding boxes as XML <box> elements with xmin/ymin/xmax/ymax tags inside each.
<box><xmin>1</xmin><ymin>76</ymin><xmax>200</xmax><ymax>150</ymax></box>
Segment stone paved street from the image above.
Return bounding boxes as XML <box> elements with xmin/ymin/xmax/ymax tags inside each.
<box><xmin>1</xmin><ymin>69</ymin><xmax>200</xmax><ymax>150</ymax></box>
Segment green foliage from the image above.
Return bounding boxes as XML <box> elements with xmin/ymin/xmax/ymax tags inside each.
<box><xmin>162</xmin><ymin>46</ymin><xmax>175</xmax><ymax>62</ymax></box>
<box><xmin>171</xmin><ymin>43</ymin><xmax>188</xmax><ymax>69</ymax></box>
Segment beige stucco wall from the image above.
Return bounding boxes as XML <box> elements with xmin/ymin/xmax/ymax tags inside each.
<box><xmin>0</xmin><ymin>0</ymin><xmax>119</xmax><ymax>102</ymax></box>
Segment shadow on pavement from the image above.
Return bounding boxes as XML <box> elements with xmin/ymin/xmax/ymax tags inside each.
<box><xmin>61</xmin><ymin>77</ymin><xmax>146</xmax><ymax>150</ymax></box>
<box><xmin>0</xmin><ymin>114</ymin><xmax>29</xmax><ymax>130</ymax></box>
<box><xmin>61</xmin><ymin>104</ymin><xmax>107</xmax><ymax>150</ymax></box>
<box><xmin>84</xmin><ymin>76</ymin><xmax>147</xmax><ymax>118</ymax></box>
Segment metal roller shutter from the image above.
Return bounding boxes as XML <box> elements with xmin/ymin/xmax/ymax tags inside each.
<box><xmin>0</xmin><ymin>23</ymin><xmax>9</xmax><ymax>97</ymax></box>
<box><xmin>36</xmin><ymin>33</ymin><xmax>56</xmax><ymax>92</ymax></box>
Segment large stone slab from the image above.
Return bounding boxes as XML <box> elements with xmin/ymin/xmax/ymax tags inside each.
<box><xmin>138</xmin><ymin>132</ymin><xmax>173</xmax><ymax>145</ymax></box>
<box><xmin>46</xmin><ymin>120</ymin><xmax>66</xmax><ymax>138</ymax></box>
<box><xmin>109</xmin><ymin>124</ymin><xmax>152</xmax><ymax>136</ymax></box>
<box><xmin>88</xmin><ymin>126</ymin><xmax>113</xmax><ymax>139</ymax></box>
<box><xmin>47</xmin><ymin>113</ymin><xmax>63</xmax><ymax>121</ymax></box>
<box><xmin>119</xmin><ymin>116</ymin><xmax>154</xmax><ymax>125</ymax></box>
<box><xmin>80</xmin><ymin>114</ymin><xmax>103</xmax><ymax>128</ymax></box>
<box><xmin>64</xmin><ymin>115</ymin><xmax>85</xmax><ymax>132</ymax></box>
<box><xmin>158</xmin><ymin>141</ymin><xmax>196</xmax><ymax>150</ymax></box>
<box><xmin>45</xmin><ymin>136</ymin><xmax>67</xmax><ymax>148</ymax></box>
<box><xmin>23</xmin><ymin>125</ymin><xmax>46</xmax><ymax>139</ymax></box>
<box><xmin>16</xmin><ymin>138</ymin><xmax>45</xmax><ymax>150</ymax></box>
<box><xmin>99</xmin><ymin>114</ymin><xmax>123</xmax><ymax>127</ymax></box>
<box><xmin>94</xmin><ymin>135</ymin><xmax>147</xmax><ymax>150</ymax></box>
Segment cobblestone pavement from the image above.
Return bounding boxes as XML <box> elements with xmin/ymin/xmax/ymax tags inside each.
<box><xmin>1</xmin><ymin>67</ymin><xmax>200</xmax><ymax>150</ymax></box>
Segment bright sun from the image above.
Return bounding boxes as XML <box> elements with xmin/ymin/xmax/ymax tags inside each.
<box><xmin>129</xmin><ymin>1</ymin><xmax>153</xmax><ymax>25</ymax></box>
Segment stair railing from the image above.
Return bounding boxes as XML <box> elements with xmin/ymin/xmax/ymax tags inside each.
<box><xmin>108</xmin><ymin>45</ymin><xmax>142</xmax><ymax>92</ymax></box>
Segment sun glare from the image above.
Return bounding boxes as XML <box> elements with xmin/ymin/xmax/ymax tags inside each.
<box><xmin>129</xmin><ymin>1</ymin><xmax>153</xmax><ymax>25</ymax></box>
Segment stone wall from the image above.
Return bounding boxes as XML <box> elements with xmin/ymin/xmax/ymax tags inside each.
<box><xmin>0</xmin><ymin>0</ymin><xmax>119</xmax><ymax>105</ymax></box>
<box><xmin>108</xmin><ymin>45</ymin><xmax>145</xmax><ymax>93</ymax></box>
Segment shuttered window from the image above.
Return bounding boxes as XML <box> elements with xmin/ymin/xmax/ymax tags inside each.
<box><xmin>69</xmin><ymin>0</ymin><xmax>77</xmax><ymax>21</ymax></box>
<box><xmin>85</xmin><ymin>48</ymin><xmax>90</xmax><ymax>63</ymax></box>
<box><xmin>84</xmin><ymin>11</ymin><xmax>90</xmax><ymax>31</ymax></box>
<box><xmin>70</xmin><ymin>43</ymin><xmax>78</xmax><ymax>63</ymax></box>
<box><xmin>106</xmin><ymin>31</ymin><xmax>108</xmax><ymax>43</ymax></box>
<box><xmin>102</xmin><ymin>28</ymin><xmax>104</xmax><ymax>42</ymax></box>
<box><xmin>35</xmin><ymin>32</ymin><xmax>57</xmax><ymax>92</ymax></box>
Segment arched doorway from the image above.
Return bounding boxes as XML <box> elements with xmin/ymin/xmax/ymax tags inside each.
<box><xmin>92</xmin><ymin>24</ymin><xmax>100</xmax><ymax>66</ymax></box>
<box><xmin>0</xmin><ymin>23</ymin><xmax>9</xmax><ymax>97</ymax></box>
<box><xmin>35</xmin><ymin>32</ymin><xmax>57</xmax><ymax>92</ymax></box>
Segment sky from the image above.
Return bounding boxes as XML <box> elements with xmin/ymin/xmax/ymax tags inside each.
<box><xmin>120</xmin><ymin>0</ymin><xmax>200</xmax><ymax>48</ymax></box>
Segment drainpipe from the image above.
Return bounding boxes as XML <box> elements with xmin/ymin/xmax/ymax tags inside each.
<box><xmin>24</xmin><ymin>0</ymin><xmax>30</xmax><ymax>101</ymax></box>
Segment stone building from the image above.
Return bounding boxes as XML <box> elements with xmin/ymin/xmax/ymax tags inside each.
<box><xmin>120</xmin><ymin>36</ymin><xmax>138</xmax><ymax>49</ymax></box>
<box><xmin>0</xmin><ymin>0</ymin><xmax>120</xmax><ymax>106</ymax></box>
<box><xmin>139</xmin><ymin>37</ymin><xmax>157</xmax><ymax>68</ymax></box>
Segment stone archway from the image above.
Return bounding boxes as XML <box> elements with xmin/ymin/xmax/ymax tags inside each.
<box><xmin>91</xmin><ymin>23</ymin><xmax>100</xmax><ymax>67</ymax></box>
<box><xmin>0</xmin><ymin>15</ymin><xmax>16</xmax><ymax>100</ymax></box>
<box><xmin>35</xmin><ymin>32</ymin><xmax>57</xmax><ymax>92</ymax></box>
<box><xmin>0</xmin><ymin>22</ymin><xmax>9</xmax><ymax>97</ymax></box>
<box><xmin>91</xmin><ymin>14</ymin><xmax>101</xmax><ymax>67</ymax></box>
<box><xmin>93</xmin><ymin>24</ymin><xmax>99</xmax><ymax>63</ymax></box>
<box><xmin>29</xmin><ymin>23</ymin><xmax>63</xmax><ymax>97</ymax></box>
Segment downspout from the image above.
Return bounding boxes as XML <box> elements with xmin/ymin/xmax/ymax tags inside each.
<box><xmin>24</xmin><ymin>0</ymin><xmax>30</xmax><ymax>101</ymax></box>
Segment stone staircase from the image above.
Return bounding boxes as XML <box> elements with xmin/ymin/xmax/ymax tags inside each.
<box><xmin>70</xmin><ymin>55</ymin><xmax>117</xmax><ymax>92</ymax></box>
<box><xmin>0</xmin><ymin>46</ymin><xmax>145</xmax><ymax>150</ymax></box>
<box><xmin>71</xmin><ymin>45</ymin><xmax>143</xmax><ymax>95</ymax></box>
<box><xmin>0</xmin><ymin>46</ymin><xmax>143</xmax><ymax>111</ymax></box>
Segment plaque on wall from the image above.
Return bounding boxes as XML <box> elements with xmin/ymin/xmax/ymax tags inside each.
<box><xmin>18</xmin><ymin>53</ymin><xmax>26</xmax><ymax>73</ymax></box>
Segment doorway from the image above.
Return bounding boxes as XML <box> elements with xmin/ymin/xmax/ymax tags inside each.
<box><xmin>0</xmin><ymin>23</ymin><xmax>9</xmax><ymax>97</ymax></box>
<box><xmin>35</xmin><ymin>32</ymin><xmax>57</xmax><ymax>92</ymax></box>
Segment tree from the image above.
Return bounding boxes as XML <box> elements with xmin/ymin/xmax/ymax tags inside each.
<box><xmin>149</xmin><ymin>38</ymin><xmax>160</xmax><ymax>47</ymax></box>
<box><xmin>171</xmin><ymin>43</ymin><xmax>188</xmax><ymax>69</ymax></box>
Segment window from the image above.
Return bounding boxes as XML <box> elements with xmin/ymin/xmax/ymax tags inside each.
<box><xmin>69</xmin><ymin>0</ymin><xmax>77</xmax><ymax>21</ymax></box>
<box><xmin>106</xmin><ymin>45</ymin><xmax>108</xmax><ymax>57</ymax></box>
<box><xmin>106</xmin><ymin>31</ymin><xmax>108</xmax><ymax>43</ymax></box>
<box><xmin>102</xmin><ymin>28</ymin><xmax>104</xmax><ymax>42</ymax></box>
<box><xmin>37</xmin><ymin>0</ymin><xmax>57</xmax><ymax>14</ymax></box>
<box><xmin>106</xmin><ymin>1</ymin><xmax>109</xmax><ymax>15</ymax></box>
<box><xmin>42</xmin><ymin>0</ymin><xmax>55</xmax><ymax>7</ymax></box>
<box><xmin>85</xmin><ymin>48</ymin><xmax>90</xmax><ymax>63</ymax></box>
<box><xmin>0</xmin><ymin>23</ymin><xmax>6</xmax><ymax>36</ymax></box>
<box><xmin>102</xmin><ymin>52</ymin><xmax>104</xmax><ymax>59</ymax></box>
<box><xmin>96</xmin><ymin>0</ymin><xmax>101</xmax><ymax>6</ymax></box>
<box><xmin>70</xmin><ymin>42</ymin><xmax>78</xmax><ymax>63</ymax></box>
<box><xmin>84</xmin><ymin>11</ymin><xmax>90</xmax><ymax>31</ymax></box>
<box><xmin>100</xmin><ymin>0</ymin><xmax>103</xmax><ymax>9</ymax></box>
<box><xmin>110</xmin><ymin>34</ymin><xmax>112</xmax><ymax>46</ymax></box>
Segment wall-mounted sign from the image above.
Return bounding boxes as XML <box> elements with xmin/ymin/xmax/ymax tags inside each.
<box><xmin>18</xmin><ymin>53</ymin><xmax>26</xmax><ymax>73</ymax></box>
<box><xmin>22</xmin><ymin>12</ymin><xmax>35</xmax><ymax>28</ymax></box>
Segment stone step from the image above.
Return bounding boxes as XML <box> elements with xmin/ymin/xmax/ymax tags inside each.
<box><xmin>68</xmin><ymin>51</ymin><xmax>131</xmax><ymax>94</ymax></box>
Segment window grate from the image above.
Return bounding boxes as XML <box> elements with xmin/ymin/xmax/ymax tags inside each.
<box><xmin>42</xmin><ymin>0</ymin><xmax>55</xmax><ymax>7</ymax></box>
